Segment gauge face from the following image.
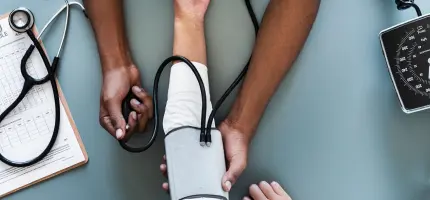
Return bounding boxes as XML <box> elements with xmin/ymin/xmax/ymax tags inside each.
<box><xmin>11</xmin><ymin>11</ymin><xmax>29</xmax><ymax>28</ymax></box>
<box><xmin>381</xmin><ymin>15</ymin><xmax>430</xmax><ymax>113</ymax></box>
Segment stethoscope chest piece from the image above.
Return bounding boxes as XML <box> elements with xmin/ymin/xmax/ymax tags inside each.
<box><xmin>9</xmin><ymin>7</ymin><xmax>34</xmax><ymax>33</ymax></box>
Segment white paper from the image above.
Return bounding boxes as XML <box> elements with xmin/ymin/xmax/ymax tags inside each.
<box><xmin>0</xmin><ymin>17</ymin><xmax>86</xmax><ymax>196</ymax></box>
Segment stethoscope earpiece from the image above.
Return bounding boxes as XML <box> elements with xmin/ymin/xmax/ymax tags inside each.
<box><xmin>9</xmin><ymin>7</ymin><xmax>34</xmax><ymax>33</ymax></box>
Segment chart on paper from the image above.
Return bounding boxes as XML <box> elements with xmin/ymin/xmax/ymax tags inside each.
<box><xmin>0</xmin><ymin>15</ymin><xmax>87</xmax><ymax>197</ymax></box>
<box><xmin>0</xmin><ymin>109</ymin><xmax>54</xmax><ymax>153</ymax></box>
<box><xmin>0</xmin><ymin>41</ymin><xmax>48</xmax><ymax>118</ymax></box>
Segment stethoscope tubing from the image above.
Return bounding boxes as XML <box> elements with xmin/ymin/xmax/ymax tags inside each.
<box><xmin>0</xmin><ymin>30</ymin><xmax>60</xmax><ymax>167</ymax></box>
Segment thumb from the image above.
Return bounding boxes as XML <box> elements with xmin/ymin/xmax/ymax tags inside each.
<box><xmin>107</xmin><ymin>99</ymin><xmax>127</xmax><ymax>140</ymax></box>
<box><xmin>222</xmin><ymin>153</ymin><xmax>247</xmax><ymax>192</ymax></box>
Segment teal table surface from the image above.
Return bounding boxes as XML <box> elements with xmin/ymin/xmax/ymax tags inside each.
<box><xmin>2</xmin><ymin>0</ymin><xmax>430</xmax><ymax>200</ymax></box>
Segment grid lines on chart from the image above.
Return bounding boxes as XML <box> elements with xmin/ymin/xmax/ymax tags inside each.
<box><xmin>0</xmin><ymin>109</ymin><xmax>54</xmax><ymax>153</ymax></box>
<box><xmin>0</xmin><ymin>42</ymin><xmax>48</xmax><ymax>117</ymax></box>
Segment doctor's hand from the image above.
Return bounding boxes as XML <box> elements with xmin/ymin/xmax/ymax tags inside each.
<box><xmin>99</xmin><ymin>64</ymin><xmax>153</xmax><ymax>140</ymax></box>
<box><xmin>158</xmin><ymin>121</ymin><xmax>251</xmax><ymax>193</ymax></box>
<box><xmin>219</xmin><ymin>120</ymin><xmax>251</xmax><ymax>192</ymax></box>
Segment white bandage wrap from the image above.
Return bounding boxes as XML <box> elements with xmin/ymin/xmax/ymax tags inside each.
<box><xmin>163</xmin><ymin>62</ymin><xmax>228</xmax><ymax>200</ymax></box>
<box><xmin>163</xmin><ymin>61</ymin><xmax>215</xmax><ymax>134</ymax></box>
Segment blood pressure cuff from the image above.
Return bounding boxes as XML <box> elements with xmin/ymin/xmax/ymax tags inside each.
<box><xmin>165</xmin><ymin>128</ymin><xmax>228</xmax><ymax>200</ymax></box>
<box><xmin>163</xmin><ymin>61</ymin><xmax>228</xmax><ymax>200</ymax></box>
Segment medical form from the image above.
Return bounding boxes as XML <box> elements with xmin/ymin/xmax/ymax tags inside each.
<box><xmin>0</xmin><ymin>15</ymin><xmax>87</xmax><ymax>197</ymax></box>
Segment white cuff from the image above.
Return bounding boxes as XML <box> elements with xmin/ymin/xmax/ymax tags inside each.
<box><xmin>163</xmin><ymin>61</ymin><xmax>215</xmax><ymax>134</ymax></box>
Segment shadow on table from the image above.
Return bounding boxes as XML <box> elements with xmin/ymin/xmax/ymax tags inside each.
<box><xmin>109</xmin><ymin>130</ymin><xmax>168</xmax><ymax>200</ymax></box>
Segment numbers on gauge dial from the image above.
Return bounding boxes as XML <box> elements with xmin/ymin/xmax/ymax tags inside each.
<box><xmin>396</xmin><ymin>27</ymin><xmax>430</xmax><ymax>96</ymax></box>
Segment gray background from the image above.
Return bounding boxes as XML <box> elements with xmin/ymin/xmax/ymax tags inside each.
<box><xmin>1</xmin><ymin>0</ymin><xmax>430</xmax><ymax>199</ymax></box>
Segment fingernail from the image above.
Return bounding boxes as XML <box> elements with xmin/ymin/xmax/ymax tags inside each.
<box><xmin>243</xmin><ymin>197</ymin><xmax>251</xmax><ymax>200</ymax></box>
<box><xmin>160</xmin><ymin>164</ymin><xmax>166</xmax><ymax>171</ymax></box>
<box><xmin>132</xmin><ymin>86</ymin><xmax>142</xmax><ymax>93</ymax></box>
<box><xmin>250</xmin><ymin>184</ymin><xmax>259</xmax><ymax>190</ymax></box>
<box><xmin>131</xmin><ymin>111</ymin><xmax>137</xmax><ymax>120</ymax></box>
<box><xmin>126</xmin><ymin>124</ymin><xmax>130</xmax><ymax>130</ymax></box>
<box><xmin>115</xmin><ymin>129</ymin><xmax>123</xmax><ymax>139</ymax></box>
<box><xmin>131</xmin><ymin>99</ymin><xmax>141</xmax><ymax>105</ymax></box>
<box><xmin>260</xmin><ymin>181</ymin><xmax>269</xmax><ymax>186</ymax></box>
<box><xmin>225</xmin><ymin>181</ymin><xmax>232</xmax><ymax>191</ymax></box>
<box><xmin>271</xmin><ymin>181</ymin><xmax>279</xmax><ymax>187</ymax></box>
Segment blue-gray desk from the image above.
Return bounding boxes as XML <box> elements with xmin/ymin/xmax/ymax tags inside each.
<box><xmin>2</xmin><ymin>0</ymin><xmax>430</xmax><ymax>200</ymax></box>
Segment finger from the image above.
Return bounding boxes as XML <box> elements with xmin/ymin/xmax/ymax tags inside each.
<box><xmin>271</xmin><ymin>181</ymin><xmax>291</xmax><ymax>198</ymax></box>
<box><xmin>132</xmin><ymin>86</ymin><xmax>153</xmax><ymax>118</ymax></box>
<box><xmin>99</xmin><ymin>105</ymin><xmax>116</xmax><ymax>137</ymax></box>
<box><xmin>124</xmin><ymin>111</ymin><xmax>138</xmax><ymax>140</ymax></box>
<box><xmin>162</xmin><ymin>182</ymin><xmax>169</xmax><ymax>192</ymax></box>
<box><xmin>127</xmin><ymin>111</ymin><xmax>137</xmax><ymax>132</ymax></box>
<box><xmin>130</xmin><ymin>98</ymin><xmax>151</xmax><ymax>131</ymax></box>
<box><xmin>160</xmin><ymin>164</ymin><xmax>167</xmax><ymax>177</ymax></box>
<box><xmin>249</xmin><ymin>184</ymin><xmax>268</xmax><ymax>200</ymax></box>
<box><xmin>130</xmin><ymin>98</ymin><xmax>147</xmax><ymax>114</ymax></box>
<box><xmin>258</xmin><ymin>181</ymin><xmax>278</xmax><ymax>199</ymax></box>
<box><xmin>99</xmin><ymin>116</ymin><xmax>116</xmax><ymax>137</ymax></box>
<box><xmin>135</xmin><ymin>111</ymin><xmax>149</xmax><ymax>132</ymax></box>
<box><xmin>161</xmin><ymin>155</ymin><xmax>167</xmax><ymax>177</ymax></box>
<box><xmin>222</xmin><ymin>156</ymin><xmax>247</xmax><ymax>192</ymax></box>
<box><xmin>106</xmin><ymin>99</ymin><xmax>127</xmax><ymax>139</ymax></box>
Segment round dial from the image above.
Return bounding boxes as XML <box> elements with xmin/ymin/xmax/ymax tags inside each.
<box><xmin>396</xmin><ymin>25</ymin><xmax>430</xmax><ymax>96</ymax></box>
<box><xmin>11</xmin><ymin>11</ymin><xmax>29</xmax><ymax>28</ymax></box>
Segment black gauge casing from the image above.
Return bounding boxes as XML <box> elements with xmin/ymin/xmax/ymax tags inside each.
<box><xmin>380</xmin><ymin>14</ymin><xmax>430</xmax><ymax>113</ymax></box>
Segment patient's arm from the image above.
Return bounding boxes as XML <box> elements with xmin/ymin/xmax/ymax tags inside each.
<box><xmin>160</xmin><ymin>0</ymin><xmax>212</xmax><ymax>192</ymax></box>
<box><xmin>173</xmin><ymin>0</ymin><xmax>210</xmax><ymax>64</ymax></box>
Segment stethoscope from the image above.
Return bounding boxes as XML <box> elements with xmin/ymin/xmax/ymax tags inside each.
<box><xmin>0</xmin><ymin>1</ymin><xmax>86</xmax><ymax>167</ymax></box>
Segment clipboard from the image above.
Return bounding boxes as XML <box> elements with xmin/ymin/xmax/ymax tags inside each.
<box><xmin>0</xmin><ymin>12</ymin><xmax>88</xmax><ymax>197</ymax></box>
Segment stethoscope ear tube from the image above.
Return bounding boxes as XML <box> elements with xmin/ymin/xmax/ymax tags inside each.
<box><xmin>0</xmin><ymin>26</ymin><xmax>60</xmax><ymax>167</ymax></box>
<box><xmin>22</xmin><ymin>31</ymin><xmax>52</xmax><ymax>84</ymax></box>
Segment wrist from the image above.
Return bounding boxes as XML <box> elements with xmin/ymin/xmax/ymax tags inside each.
<box><xmin>219</xmin><ymin>119</ymin><xmax>253</xmax><ymax>145</ymax></box>
<box><xmin>174</xmin><ymin>15</ymin><xmax>205</xmax><ymax>27</ymax></box>
<box><xmin>100</xmin><ymin>51</ymin><xmax>133</xmax><ymax>72</ymax></box>
<box><xmin>224</xmin><ymin>99</ymin><xmax>266</xmax><ymax>141</ymax></box>
<box><xmin>222</xmin><ymin>115</ymin><xmax>255</xmax><ymax>144</ymax></box>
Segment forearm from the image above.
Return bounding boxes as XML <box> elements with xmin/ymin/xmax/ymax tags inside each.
<box><xmin>173</xmin><ymin>15</ymin><xmax>207</xmax><ymax>65</ymax></box>
<box><xmin>226</xmin><ymin>0</ymin><xmax>320</xmax><ymax>137</ymax></box>
<box><xmin>164</xmin><ymin>6</ymin><xmax>212</xmax><ymax>134</ymax></box>
<box><xmin>84</xmin><ymin>0</ymin><xmax>132</xmax><ymax>71</ymax></box>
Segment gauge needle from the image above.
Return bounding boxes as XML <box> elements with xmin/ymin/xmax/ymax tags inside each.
<box><xmin>428</xmin><ymin>66</ymin><xmax>430</xmax><ymax>80</ymax></box>
<box><xmin>428</xmin><ymin>58</ymin><xmax>430</xmax><ymax>80</ymax></box>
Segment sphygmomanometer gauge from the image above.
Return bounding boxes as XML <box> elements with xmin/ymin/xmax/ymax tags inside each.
<box><xmin>381</xmin><ymin>14</ymin><xmax>430</xmax><ymax>113</ymax></box>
